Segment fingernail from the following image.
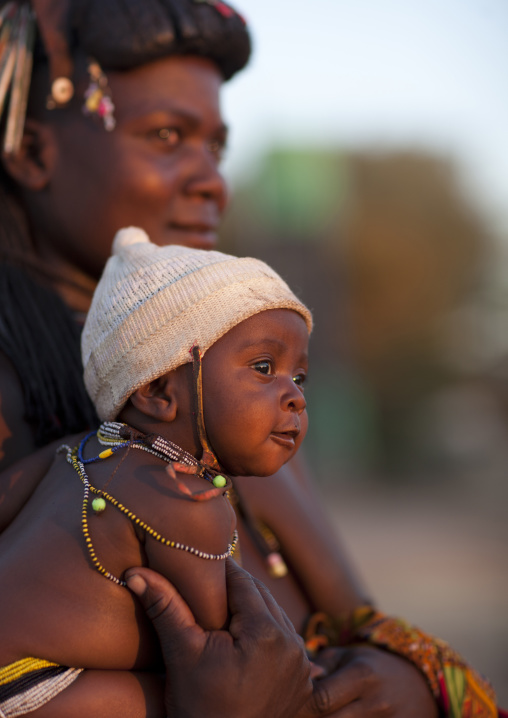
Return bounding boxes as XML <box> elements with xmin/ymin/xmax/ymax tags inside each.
<box><xmin>126</xmin><ymin>573</ymin><xmax>146</xmax><ymax>595</ymax></box>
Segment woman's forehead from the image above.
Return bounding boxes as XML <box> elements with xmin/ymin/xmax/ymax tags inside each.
<box><xmin>107</xmin><ymin>56</ymin><xmax>224</xmax><ymax>118</ymax></box>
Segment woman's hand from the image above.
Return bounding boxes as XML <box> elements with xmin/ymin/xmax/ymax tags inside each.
<box><xmin>127</xmin><ymin>559</ymin><xmax>316</xmax><ymax>718</ymax></box>
<box><xmin>299</xmin><ymin>645</ymin><xmax>439</xmax><ymax>718</ymax></box>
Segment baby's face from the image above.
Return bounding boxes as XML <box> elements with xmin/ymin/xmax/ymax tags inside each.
<box><xmin>202</xmin><ymin>309</ymin><xmax>309</xmax><ymax>477</ymax></box>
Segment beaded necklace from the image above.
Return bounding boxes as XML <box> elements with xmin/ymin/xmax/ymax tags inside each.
<box><xmin>59</xmin><ymin>425</ymin><xmax>237</xmax><ymax>587</ymax></box>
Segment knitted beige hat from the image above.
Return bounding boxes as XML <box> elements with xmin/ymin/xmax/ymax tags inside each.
<box><xmin>82</xmin><ymin>227</ymin><xmax>312</xmax><ymax>421</ymax></box>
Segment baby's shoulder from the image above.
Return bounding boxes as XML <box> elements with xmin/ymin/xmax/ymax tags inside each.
<box><xmin>86</xmin><ymin>447</ymin><xmax>235</xmax><ymax>546</ymax></box>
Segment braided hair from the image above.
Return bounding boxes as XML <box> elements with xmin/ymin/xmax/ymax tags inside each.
<box><xmin>0</xmin><ymin>0</ymin><xmax>251</xmax><ymax>448</ymax></box>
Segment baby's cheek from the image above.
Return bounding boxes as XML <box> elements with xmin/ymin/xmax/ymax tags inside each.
<box><xmin>299</xmin><ymin>410</ymin><xmax>309</xmax><ymax>445</ymax></box>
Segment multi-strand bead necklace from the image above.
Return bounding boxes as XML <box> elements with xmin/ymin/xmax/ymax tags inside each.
<box><xmin>59</xmin><ymin>422</ymin><xmax>238</xmax><ymax>587</ymax></box>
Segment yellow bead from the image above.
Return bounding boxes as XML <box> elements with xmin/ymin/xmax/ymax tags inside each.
<box><xmin>213</xmin><ymin>475</ymin><xmax>227</xmax><ymax>488</ymax></box>
<box><xmin>99</xmin><ymin>449</ymin><xmax>114</xmax><ymax>459</ymax></box>
<box><xmin>85</xmin><ymin>89</ymin><xmax>102</xmax><ymax>112</ymax></box>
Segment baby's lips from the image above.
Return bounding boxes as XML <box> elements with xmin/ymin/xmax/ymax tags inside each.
<box><xmin>272</xmin><ymin>424</ymin><xmax>300</xmax><ymax>438</ymax></box>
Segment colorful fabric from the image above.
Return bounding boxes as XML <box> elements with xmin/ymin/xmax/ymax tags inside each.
<box><xmin>304</xmin><ymin>608</ymin><xmax>502</xmax><ymax>718</ymax></box>
<box><xmin>0</xmin><ymin>657</ymin><xmax>83</xmax><ymax>717</ymax></box>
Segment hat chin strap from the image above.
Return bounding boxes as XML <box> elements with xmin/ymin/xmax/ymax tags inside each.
<box><xmin>191</xmin><ymin>345</ymin><xmax>222</xmax><ymax>471</ymax></box>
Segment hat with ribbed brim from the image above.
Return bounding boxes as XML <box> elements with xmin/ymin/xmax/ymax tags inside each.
<box><xmin>82</xmin><ymin>227</ymin><xmax>312</xmax><ymax>421</ymax></box>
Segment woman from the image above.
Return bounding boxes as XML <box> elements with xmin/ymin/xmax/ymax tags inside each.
<box><xmin>0</xmin><ymin>1</ymin><xmax>499</xmax><ymax>716</ymax></box>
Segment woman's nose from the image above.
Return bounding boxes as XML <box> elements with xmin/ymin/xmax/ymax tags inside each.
<box><xmin>185</xmin><ymin>147</ymin><xmax>228</xmax><ymax>211</ymax></box>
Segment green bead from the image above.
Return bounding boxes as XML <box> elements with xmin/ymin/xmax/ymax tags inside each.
<box><xmin>212</xmin><ymin>475</ymin><xmax>227</xmax><ymax>488</ymax></box>
<box><xmin>92</xmin><ymin>497</ymin><xmax>106</xmax><ymax>513</ymax></box>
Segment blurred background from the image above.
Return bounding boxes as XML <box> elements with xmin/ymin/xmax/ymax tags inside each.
<box><xmin>220</xmin><ymin>0</ymin><xmax>508</xmax><ymax>702</ymax></box>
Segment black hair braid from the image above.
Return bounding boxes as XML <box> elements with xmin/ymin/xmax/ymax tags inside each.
<box><xmin>0</xmin><ymin>175</ymin><xmax>32</xmax><ymax>257</ymax></box>
<box><xmin>0</xmin><ymin>264</ymin><xmax>98</xmax><ymax>446</ymax></box>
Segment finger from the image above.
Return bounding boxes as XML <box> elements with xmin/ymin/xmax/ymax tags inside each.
<box><xmin>226</xmin><ymin>559</ymin><xmax>295</xmax><ymax>631</ymax></box>
<box><xmin>250</xmin><ymin>573</ymin><xmax>295</xmax><ymax>628</ymax></box>
<box><xmin>225</xmin><ymin>560</ymin><xmax>290</xmax><ymax>644</ymax></box>
<box><xmin>312</xmin><ymin>703</ymin><xmax>362</xmax><ymax>718</ymax></box>
<box><xmin>225</xmin><ymin>559</ymin><xmax>273</xmax><ymax>616</ymax></box>
<box><xmin>254</xmin><ymin>579</ymin><xmax>300</xmax><ymax>637</ymax></box>
<box><xmin>302</xmin><ymin>667</ymin><xmax>364</xmax><ymax>717</ymax></box>
<box><xmin>125</xmin><ymin>567</ymin><xmax>206</xmax><ymax>654</ymax></box>
<box><xmin>312</xmin><ymin>648</ymin><xmax>349</xmax><ymax>676</ymax></box>
<box><xmin>309</xmin><ymin>661</ymin><xmax>327</xmax><ymax>680</ymax></box>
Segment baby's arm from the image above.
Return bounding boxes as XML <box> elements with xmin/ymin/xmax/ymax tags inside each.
<box><xmin>113</xmin><ymin>462</ymin><xmax>236</xmax><ymax>632</ymax></box>
<box><xmin>140</xmin><ymin>475</ymin><xmax>235</xmax><ymax>630</ymax></box>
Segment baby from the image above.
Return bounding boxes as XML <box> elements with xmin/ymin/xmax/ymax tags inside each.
<box><xmin>0</xmin><ymin>227</ymin><xmax>312</xmax><ymax>716</ymax></box>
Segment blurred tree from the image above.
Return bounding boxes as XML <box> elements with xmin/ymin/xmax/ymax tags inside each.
<box><xmin>220</xmin><ymin>147</ymin><xmax>493</xmax><ymax>480</ymax></box>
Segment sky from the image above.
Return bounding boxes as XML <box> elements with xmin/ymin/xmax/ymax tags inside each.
<box><xmin>221</xmin><ymin>0</ymin><xmax>508</xmax><ymax>232</ymax></box>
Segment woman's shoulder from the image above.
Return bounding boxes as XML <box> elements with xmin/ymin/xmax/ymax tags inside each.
<box><xmin>0</xmin><ymin>350</ymin><xmax>36</xmax><ymax>471</ymax></box>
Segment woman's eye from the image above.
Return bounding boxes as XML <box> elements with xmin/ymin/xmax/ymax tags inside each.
<box><xmin>292</xmin><ymin>373</ymin><xmax>306</xmax><ymax>388</ymax></box>
<box><xmin>252</xmin><ymin>361</ymin><xmax>272</xmax><ymax>376</ymax></box>
<box><xmin>154</xmin><ymin>127</ymin><xmax>181</xmax><ymax>148</ymax></box>
<box><xmin>207</xmin><ymin>138</ymin><xmax>227</xmax><ymax>161</ymax></box>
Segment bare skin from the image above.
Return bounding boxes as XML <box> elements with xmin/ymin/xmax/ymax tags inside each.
<box><xmin>0</xmin><ymin>334</ymin><xmax>440</xmax><ymax>703</ymax></box>
<box><xmin>132</xmin><ymin>565</ymin><xmax>438</xmax><ymax>718</ymax></box>
<box><xmin>26</xmin><ymin>562</ymin><xmax>318</xmax><ymax>718</ymax></box>
<box><xmin>0</xmin><ymin>311</ymin><xmax>310</xmax><ymax>705</ymax></box>
<box><xmin>0</xmin><ymin>22</ymin><xmax>438</xmax><ymax>716</ymax></box>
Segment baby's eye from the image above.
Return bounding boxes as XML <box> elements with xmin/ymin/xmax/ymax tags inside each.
<box><xmin>292</xmin><ymin>373</ymin><xmax>306</xmax><ymax>388</ymax></box>
<box><xmin>252</xmin><ymin>360</ymin><xmax>273</xmax><ymax>376</ymax></box>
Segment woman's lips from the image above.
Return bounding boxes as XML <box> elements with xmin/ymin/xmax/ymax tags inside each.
<box><xmin>168</xmin><ymin>223</ymin><xmax>218</xmax><ymax>249</ymax></box>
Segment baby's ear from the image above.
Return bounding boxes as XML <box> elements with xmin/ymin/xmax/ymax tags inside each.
<box><xmin>2</xmin><ymin>118</ymin><xmax>57</xmax><ymax>191</ymax></box>
<box><xmin>129</xmin><ymin>373</ymin><xmax>178</xmax><ymax>423</ymax></box>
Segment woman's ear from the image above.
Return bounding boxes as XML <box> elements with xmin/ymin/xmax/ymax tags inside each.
<box><xmin>2</xmin><ymin>117</ymin><xmax>57</xmax><ymax>191</ymax></box>
<box><xmin>129</xmin><ymin>373</ymin><xmax>179</xmax><ymax>423</ymax></box>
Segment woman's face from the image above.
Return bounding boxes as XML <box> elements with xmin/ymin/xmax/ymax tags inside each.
<box><xmin>33</xmin><ymin>56</ymin><xmax>228</xmax><ymax>279</ymax></box>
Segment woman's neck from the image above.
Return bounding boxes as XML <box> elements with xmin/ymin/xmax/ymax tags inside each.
<box><xmin>49</xmin><ymin>269</ymin><xmax>97</xmax><ymax>315</ymax></box>
<box><xmin>32</xmin><ymin>245</ymin><xmax>98</xmax><ymax>314</ymax></box>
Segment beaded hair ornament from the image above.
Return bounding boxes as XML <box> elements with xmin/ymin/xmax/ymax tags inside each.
<box><xmin>0</xmin><ymin>2</ymin><xmax>113</xmax><ymax>148</ymax></box>
<box><xmin>81</xmin><ymin>59</ymin><xmax>115</xmax><ymax>131</ymax></box>
<box><xmin>0</xmin><ymin>0</ymin><xmax>245</xmax><ymax>151</ymax></box>
<box><xmin>0</xmin><ymin>2</ymin><xmax>35</xmax><ymax>155</ymax></box>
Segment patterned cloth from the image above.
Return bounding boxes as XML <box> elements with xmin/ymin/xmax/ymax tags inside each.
<box><xmin>304</xmin><ymin>607</ymin><xmax>502</xmax><ymax>718</ymax></box>
<box><xmin>0</xmin><ymin>657</ymin><xmax>83</xmax><ymax>717</ymax></box>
